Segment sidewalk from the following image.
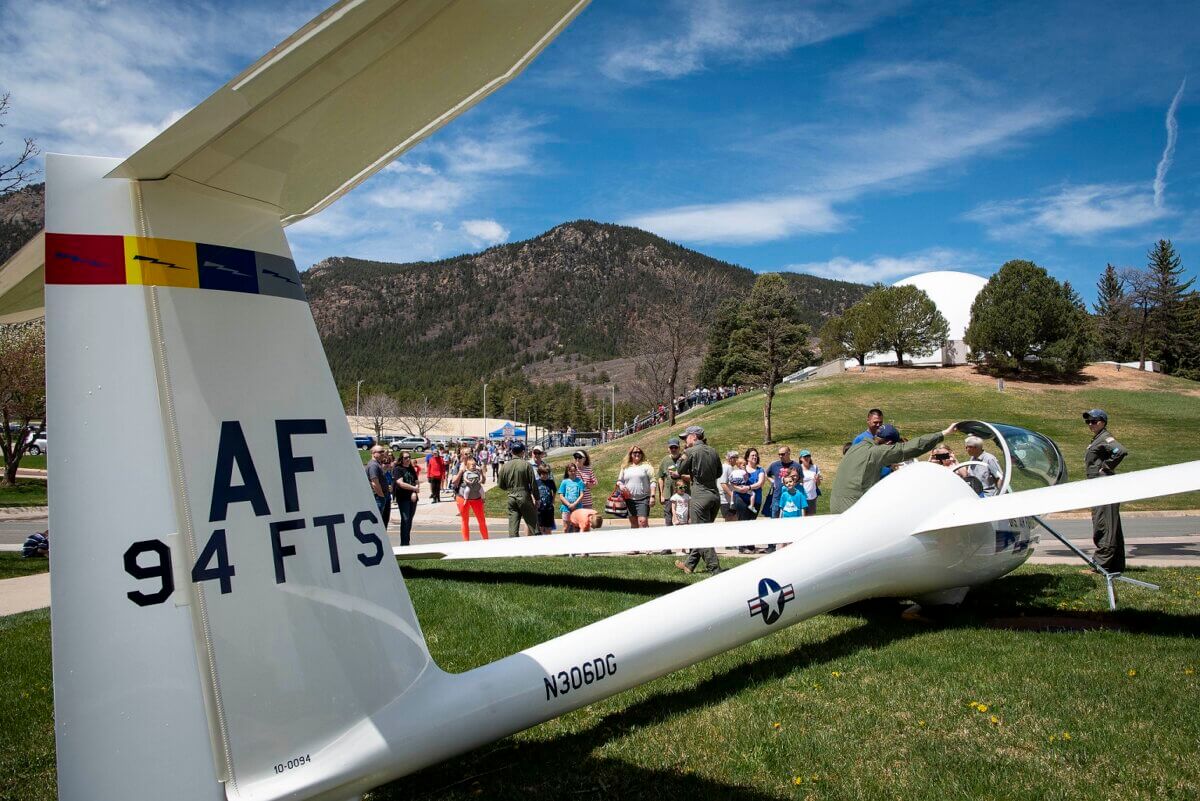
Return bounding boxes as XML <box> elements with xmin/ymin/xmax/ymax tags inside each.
<box><xmin>0</xmin><ymin>572</ymin><xmax>49</xmax><ymax>617</ymax></box>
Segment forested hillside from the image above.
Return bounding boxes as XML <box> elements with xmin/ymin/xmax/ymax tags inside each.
<box><xmin>304</xmin><ymin>220</ymin><xmax>867</xmax><ymax>398</ymax></box>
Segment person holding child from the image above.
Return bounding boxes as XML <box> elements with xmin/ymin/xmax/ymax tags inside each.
<box><xmin>452</xmin><ymin>453</ymin><xmax>489</xmax><ymax>541</ymax></box>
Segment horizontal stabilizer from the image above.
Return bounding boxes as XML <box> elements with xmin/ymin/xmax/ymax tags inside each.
<box><xmin>111</xmin><ymin>0</ymin><xmax>590</xmax><ymax>223</ymax></box>
<box><xmin>395</xmin><ymin>514</ymin><xmax>838</xmax><ymax>560</ymax></box>
<box><xmin>915</xmin><ymin>461</ymin><xmax>1200</xmax><ymax>535</ymax></box>
<box><xmin>0</xmin><ymin>230</ymin><xmax>45</xmax><ymax>323</ymax></box>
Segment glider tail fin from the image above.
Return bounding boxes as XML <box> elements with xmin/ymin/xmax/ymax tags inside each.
<box><xmin>47</xmin><ymin>154</ymin><xmax>434</xmax><ymax>801</ymax></box>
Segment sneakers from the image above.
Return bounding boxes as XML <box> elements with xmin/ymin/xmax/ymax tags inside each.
<box><xmin>674</xmin><ymin>560</ymin><xmax>693</xmax><ymax>574</ymax></box>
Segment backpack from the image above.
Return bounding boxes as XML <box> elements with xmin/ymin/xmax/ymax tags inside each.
<box><xmin>604</xmin><ymin>485</ymin><xmax>629</xmax><ymax>518</ymax></box>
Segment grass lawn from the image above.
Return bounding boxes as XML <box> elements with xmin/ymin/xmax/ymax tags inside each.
<box><xmin>0</xmin><ymin>481</ymin><xmax>47</xmax><ymax>508</ymax></box>
<box><xmin>3</xmin><ymin>559</ymin><xmax>1197</xmax><ymax>800</ymax></box>
<box><xmin>487</xmin><ymin>366</ymin><xmax>1200</xmax><ymax>516</ymax></box>
<box><xmin>0</xmin><ymin>553</ymin><xmax>48</xmax><ymax>579</ymax></box>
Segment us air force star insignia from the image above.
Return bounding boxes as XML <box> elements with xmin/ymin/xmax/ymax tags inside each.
<box><xmin>747</xmin><ymin>578</ymin><xmax>796</xmax><ymax>625</ymax></box>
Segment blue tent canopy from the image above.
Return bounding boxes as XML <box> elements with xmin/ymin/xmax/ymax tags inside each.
<box><xmin>488</xmin><ymin>424</ymin><xmax>526</xmax><ymax>439</ymax></box>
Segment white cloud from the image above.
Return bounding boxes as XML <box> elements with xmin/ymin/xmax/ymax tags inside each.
<box><xmin>625</xmin><ymin>196</ymin><xmax>844</xmax><ymax>245</ymax></box>
<box><xmin>367</xmin><ymin>173</ymin><xmax>468</xmax><ymax>213</ymax></box>
<box><xmin>460</xmin><ymin>219</ymin><xmax>510</xmax><ymax>247</ymax></box>
<box><xmin>967</xmin><ymin>183</ymin><xmax>1171</xmax><ymax>240</ymax></box>
<box><xmin>1154</xmin><ymin>78</ymin><xmax>1186</xmax><ymax>209</ymax></box>
<box><xmin>785</xmin><ymin>248</ymin><xmax>979</xmax><ymax>283</ymax></box>
<box><xmin>622</xmin><ymin>62</ymin><xmax>1067</xmax><ymax>245</ymax></box>
<box><xmin>603</xmin><ymin>0</ymin><xmax>901</xmax><ymax>81</ymax></box>
<box><xmin>0</xmin><ymin>1</ymin><xmax>317</xmax><ymax>159</ymax></box>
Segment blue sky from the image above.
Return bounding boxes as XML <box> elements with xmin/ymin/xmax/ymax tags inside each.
<box><xmin>2</xmin><ymin>0</ymin><xmax>1198</xmax><ymax>302</ymax></box>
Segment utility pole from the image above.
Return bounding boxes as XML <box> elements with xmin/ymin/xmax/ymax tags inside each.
<box><xmin>610</xmin><ymin>384</ymin><xmax>616</xmax><ymax>434</ymax></box>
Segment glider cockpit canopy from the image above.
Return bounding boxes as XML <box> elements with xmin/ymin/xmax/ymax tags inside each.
<box><xmin>956</xmin><ymin>420</ymin><xmax>1067</xmax><ymax>494</ymax></box>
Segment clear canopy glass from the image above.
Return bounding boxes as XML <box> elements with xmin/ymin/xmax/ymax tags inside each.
<box><xmin>955</xmin><ymin>420</ymin><xmax>1068</xmax><ymax>493</ymax></box>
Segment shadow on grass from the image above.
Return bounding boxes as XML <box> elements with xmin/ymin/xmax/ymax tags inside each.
<box><xmin>372</xmin><ymin>616</ymin><xmax>910</xmax><ymax>801</ymax></box>
<box><xmin>401</xmin><ymin>564</ymin><xmax>688</xmax><ymax>597</ymax></box>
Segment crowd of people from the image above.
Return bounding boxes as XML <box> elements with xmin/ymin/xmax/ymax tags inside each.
<box><xmin>366</xmin><ymin>401</ymin><xmax>1133</xmax><ymax>579</ymax></box>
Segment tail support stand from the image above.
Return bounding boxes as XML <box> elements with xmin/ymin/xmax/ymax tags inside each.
<box><xmin>1032</xmin><ymin>516</ymin><xmax>1159</xmax><ymax>610</ymax></box>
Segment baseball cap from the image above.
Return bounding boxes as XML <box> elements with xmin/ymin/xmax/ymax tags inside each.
<box><xmin>531</xmin><ymin>445</ymin><xmax>544</xmax><ymax>453</ymax></box>
<box><xmin>683</xmin><ymin>424</ymin><xmax>704</xmax><ymax>437</ymax></box>
<box><xmin>875</xmin><ymin>424</ymin><xmax>901</xmax><ymax>443</ymax></box>
<box><xmin>510</xmin><ymin>441</ymin><xmax>526</xmax><ymax>453</ymax></box>
<box><xmin>1082</xmin><ymin>408</ymin><xmax>1108</xmax><ymax>423</ymax></box>
<box><xmin>667</xmin><ymin>436</ymin><xmax>681</xmax><ymax>446</ymax></box>
<box><xmin>798</xmin><ymin>449</ymin><xmax>811</xmax><ymax>457</ymax></box>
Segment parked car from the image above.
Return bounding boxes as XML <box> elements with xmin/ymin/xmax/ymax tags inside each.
<box><xmin>353</xmin><ymin>434</ymin><xmax>375</xmax><ymax>450</ymax></box>
<box><xmin>389</xmin><ymin>435</ymin><xmax>430</xmax><ymax>452</ymax></box>
<box><xmin>27</xmin><ymin>434</ymin><xmax>47</xmax><ymax>456</ymax></box>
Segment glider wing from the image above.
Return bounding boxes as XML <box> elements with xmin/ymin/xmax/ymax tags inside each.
<box><xmin>395</xmin><ymin>514</ymin><xmax>839</xmax><ymax>559</ymax></box>
<box><xmin>914</xmin><ymin>461</ymin><xmax>1200</xmax><ymax>535</ymax></box>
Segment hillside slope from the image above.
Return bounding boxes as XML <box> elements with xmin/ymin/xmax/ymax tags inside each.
<box><xmin>526</xmin><ymin>364</ymin><xmax>1200</xmax><ymax>513</ymax></box>
<box><xmin>303</xmin><ymin>220</ymin><xmax>868</xmax><ymax>396</ymax></box>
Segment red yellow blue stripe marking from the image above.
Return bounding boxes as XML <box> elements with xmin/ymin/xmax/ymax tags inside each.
<box><xmin>45</xmin><ymin>233</ymin><xmax>306</xmax><ymax>302</ymax></box>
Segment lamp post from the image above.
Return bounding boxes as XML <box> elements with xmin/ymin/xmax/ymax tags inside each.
<box><xmin>355</xmin><ymin>379</ymin><xmax>364</xmax><ymax>421</ymax></box>
<box><xmin>482</xmin><ymin>382</ymin><xmax>488</xmax><ymax>446</ymax></box>
<box><xmin>610</xmin><ymin>384</ymin><xmax>616</xmax><ymax>435</ymax></box>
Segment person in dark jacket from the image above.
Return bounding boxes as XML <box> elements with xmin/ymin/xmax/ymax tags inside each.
<box><xmin>1083</xmin><ymin>409</ymin><xmax>1129</xmax><ymax>572</ymax></box>
<box><xmin>830</xmin><ymin>423</ymin><xmax>957</xmax><ymax>513</ymax></box>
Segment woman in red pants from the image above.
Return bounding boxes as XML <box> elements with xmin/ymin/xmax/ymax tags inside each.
<box><xmin>452</xmin><ymin>453</ymin><xmax>489</xmax><ymax>540</ymax></box>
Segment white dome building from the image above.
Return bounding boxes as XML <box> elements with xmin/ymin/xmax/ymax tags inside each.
<box><xmin>850</xmin><ymin>270</ymin><xmax>988</xmax><ymax>368</ymax></box>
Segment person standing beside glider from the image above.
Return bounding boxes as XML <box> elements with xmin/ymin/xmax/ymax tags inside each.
<box><xmin>673</xmin><ymin>425</ymin><xmax>724</xmax><ymax>575</ymax></box>
<box><xmin>498</xmin><ymin>440</ymin><xmax>538</xmax><ymax>537</ymax></box>
<box><xmin>392</xmin><ymin>452</ymin><xmax>420</xmax><ymax>547</ymax></box>
<box><xmin>1083</xmin><ymin>409</ymin><xmax>1129</xmax><ymax>572</ymax></box>
<box><xmin>426</xmin><ymin>445</ymin><xmax>447</xmax><ymax>503</ymax></box>
<box><xmin>830</xmin><ymin>422</ymin><xmax>957</xmax><ymax>513</ymax></box>
<box><xmin>657</xmin><ymin>437</ymin><xmax>684</xmax><ymax>526</ymax></box>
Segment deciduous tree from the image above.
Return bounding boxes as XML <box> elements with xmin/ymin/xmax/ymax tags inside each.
<box><xmin>0</xmin><ymin>322</ymin><xmax>45</xmax><ymax>486</ymax></box>
<box><xmin>397</xmin><ymin>395</ymin><xmax>447</xmax><ymax>438</ymax></box>
<box><xmin>871</xmin><ymin>284</ymin><xmax>949</xmax><ymax>366</ymax></box>
<box><xmin>357</xmin><ymin>393</ymin><xmax>401</xmax><ymax>442</ymax></box>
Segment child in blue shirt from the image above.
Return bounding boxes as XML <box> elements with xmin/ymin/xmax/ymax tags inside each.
<box><xmin>558</xmin><ymin>463</ymin><xmax>586</xmax><ymax>532</ymax></box>
<box><xmin>776</xmin><ymin>468</ymin><xmax>808</xmax><ymax>518</ymax></box>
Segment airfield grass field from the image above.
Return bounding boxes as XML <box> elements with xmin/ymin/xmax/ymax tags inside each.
<box><xmin>2</xmin><ymin>557</ymin><xmax>1198</xmax><ymax>801</ymax></box>
<box><xmin>488</xmin><ymin>364</ymin><xmax>1200</xmax><ymax>517</ymax></box>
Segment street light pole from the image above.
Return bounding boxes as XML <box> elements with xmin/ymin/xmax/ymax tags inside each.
<box><xmin>355</xmin><ymin>379</ymin><xmax>364</xmax><ymax>421</ymax></box>
<box><xmin>482</xmin><ymin>382</ymin><xmax>488</xmax><ymax>445</ymax></box>
<box><xmin>610</xmin><ymin>384</ymin><xmax>616</xmax><ymax>434</ymax></box>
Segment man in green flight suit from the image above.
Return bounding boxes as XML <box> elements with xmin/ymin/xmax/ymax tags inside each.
<box><xmin>830</xmin><ymin>422</ymin><xmax>958</xmax><ymax>514</ymax></box>
<box><xmin>673</xmin><ymin>425</ymin><xmax>724</xmax><ymax>575</ymax></box>
<box><xmin>1083</xmin><ymin>409</ymin><xmax>1128</xmax><ymax>572</ymax></box>
<box><xmin>497</xmin><ymin>440</ymin><xmax>538</xmax><ymax>537</ymax></box>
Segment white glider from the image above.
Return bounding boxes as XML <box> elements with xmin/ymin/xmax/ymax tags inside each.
<box><xmin>4</xmin><ymin>3</ymin><xmax>1198</xmax><ymax>801</ymax></box>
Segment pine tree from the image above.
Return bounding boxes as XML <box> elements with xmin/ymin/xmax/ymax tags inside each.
<box><xmin>1145</xmin><ymin>239</ymin><xmax>1194</xmax><ymax>373</ymax></box>
<box><xmin>720</xmin><ymin>274</ymin><xmax>812</xmax><ymax>443</ymax></box>
<box><xmin>1094</xmin><ymin>264</ymin><xmax>1133</xmax><ymax>362</ymax></box>
<box><xmin>872</xmin><ymin>284</ymin><xmax>950</xmax><ymax>366</ymax></box>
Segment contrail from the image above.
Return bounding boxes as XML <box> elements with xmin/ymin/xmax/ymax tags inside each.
<box><xmin>1154</xmin><ymin>78</ymin><xmax>1187</xmax><ymax>209</ymax></box>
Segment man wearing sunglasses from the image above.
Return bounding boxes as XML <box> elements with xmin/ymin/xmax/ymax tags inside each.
<box><xmin>1083</xmin><ymin>409</ymin><xmax>1129</xmax><ymax>573</ymax></box>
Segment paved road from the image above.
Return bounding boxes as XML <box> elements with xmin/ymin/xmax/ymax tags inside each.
<box><xmin>6</xmin><ymin>514</ymin><xmax>1198</xmax><ymax>566</ymax></box>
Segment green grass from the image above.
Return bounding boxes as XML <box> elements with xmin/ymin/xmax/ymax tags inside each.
<box><xmin>488</xmin><ymin>368</ymin><xmax>1200</xmax><ymax>515</ymax></box>
<box><xmin>0</xmin><ymin>481</ymin><xmax>47</xmax><ymax>508</ymax></box>
<box><xmin>0</xmin><ymin>553</ymin><xmax>48</xmax><ymax>579</ymax></box>
<box><xmin>3</xmin><ymin>559</ymin><xmax>1197</xmax><ymax>800</ymax></box>
<box><xmin>16</xmin><ymin>455</ymin><xmax>45</xmax><ymax>471</ymax></box>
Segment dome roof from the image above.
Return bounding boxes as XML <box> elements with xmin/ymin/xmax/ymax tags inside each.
<box><xmin>893</xmin><ymin>270</ymin><xmax>987</xmax><ymax>341</ymax></box>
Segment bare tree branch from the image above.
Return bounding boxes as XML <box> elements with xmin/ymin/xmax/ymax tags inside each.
<box><xmin>0</xmin><ymin>94</ymin><xmax>40</xmax><ymax>195</ymax></box>
<box><xmin>397</xmin><ymin>395</ymin><xmax>448</xmax><ymax>438</ymax></box>
<box><xmin>358</xmin><ymin>393</ymin><xmax>401</xmax><ymax>442</ymax></box>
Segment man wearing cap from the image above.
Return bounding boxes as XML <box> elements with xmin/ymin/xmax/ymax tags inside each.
<box><xmin>830</xmin><ymin>422</ymin><xmax>958</xmax><ymax>514</ymax></box>
<box><xmin>960</xmin><ymin>436</ymin><xmax>1003</xmax><ymax>497</ymax></box>
<box><xmin>497</xmin><ymin>440</ymin><xmax>538</xmax><ymax>537</ymax></box>
<box><xmin>528</xmin><ymin>444</ymin><xmax>547</xmax><ymax>470</ymax></box>
<box><xmin>674</xmin><ymin>425</ymin><xmax>723</xmax><ymax>575</ymax></box>
<box><xmin>1083</xmin><ymin>409</ymin><xmax>1129</xmax><ymax>572</ymax></box>
<box><xmin>763</xmin><ymin>445</ymin><xmax>799</xmax><ymax>518</ymax></box>
<box><xmin>658</xmin><ymin>437</ymin><xmax>684</xmax><ymax>526</ymax></box>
